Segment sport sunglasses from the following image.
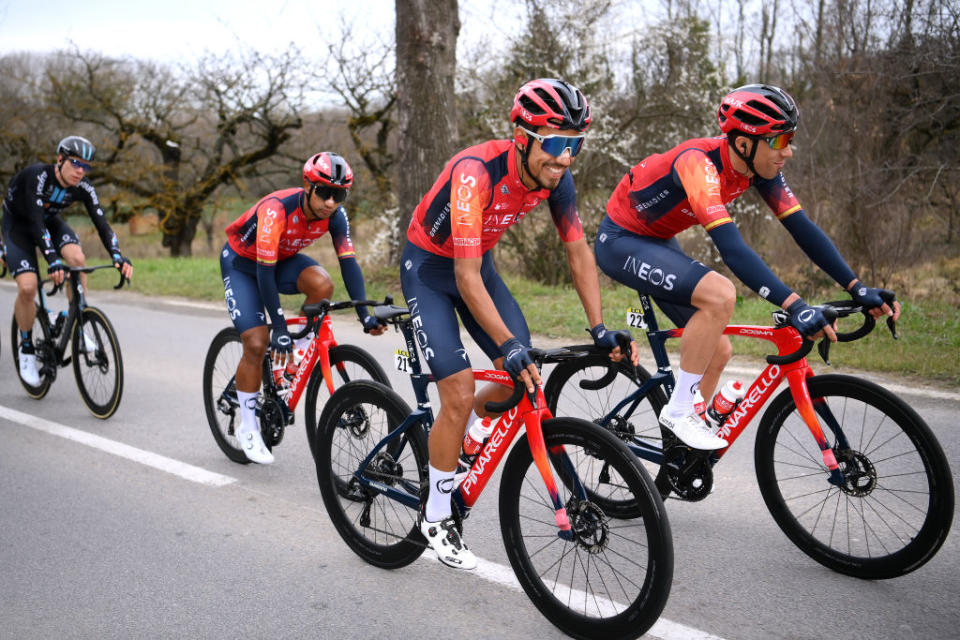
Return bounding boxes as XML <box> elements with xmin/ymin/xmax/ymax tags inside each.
<box><xmin>524</xmin><ymin>129</ymin><xmax>586</xmax><ymax>158</ymax></box>
<box><xmin>312</xmin><ymin>184</ymin><xmax>349</xmax><ymax>203</ymax></box>
<box><xmin>763</xmin><ymin>131</ymin><xmax>795</xmax><ymax>150</ymax></box>
<box><xmin>69</xmin><ymin>157</ymin><xmax>93</xmax><ymax>171</ymax></box>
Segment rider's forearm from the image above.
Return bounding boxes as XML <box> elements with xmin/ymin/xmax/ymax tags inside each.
<box><xmin>709</xmin><ymin>223</ymin><xmax>794</xmax><ymax>306</ymax></box>
<box><xmin>256</xmin><ymin>263</ymin><xmax>286</xmax><ymax>329</ymax></box>
<box><xmin>338</xmin><ymin>256</ymin><xmax>369</xmax><ymax>319</ymax></box>
<box><xmin>454</xmin><ymin>258</ymin><xmax>514</xmax><ymax>346</ymax></box>
<box><xmin>780</xmin><ymin>211</ymin><xmax>857</xmax><ymax>288</ymax></box>
<box><xmin>565</xmin><ymin>238</ymin><xmax>604</xmax><ymax>329</ymax></box>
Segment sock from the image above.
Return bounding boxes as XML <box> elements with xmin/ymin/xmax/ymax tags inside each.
<box><xmin>667</xmin><ymin>368</ymin><xmax>703</xmax><ymax>419</ymax></box>
<box><xmin>20</xmin><ymin>329</ymin><xmax>32</xmax><ymax>347</ymax></box>
<box><xmin>426</xmin><ymin>464</ymin><xmax>455</xmax><ymax>522</ymax></box>
<box><xmin>237</xmin><ymin>390</ymin><xmax>258</xmax><ymax>433</ymax></box>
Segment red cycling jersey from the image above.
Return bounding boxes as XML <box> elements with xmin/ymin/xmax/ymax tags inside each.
<box><xmin>225</xmin><ymin>187</ymin><xmax>356</xmax><ymax>264</ymax></box>
<box><xmin>606</xmin><ymin>136</ymin><xmax>801</xmax><ymax>238</ymax></box>
<box><xmin>406</xmin><ymin>139</ymin><xmax>584</xmax><ymax>259</ymax></box>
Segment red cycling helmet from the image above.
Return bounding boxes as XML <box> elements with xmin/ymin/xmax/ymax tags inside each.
<box><xmin>302</xmin><ymin>152</ymin><xmax>353</xmax><ymax>188</ymax></box>
<box><xmin>510</xmin><ymin>78</ymin><xmax>591</xmax><ymax>132</ymax></box>
<box><xmin>718</xmin><ymin>84</ymin><xmax>799</xmax><ymax>136</ymax></box>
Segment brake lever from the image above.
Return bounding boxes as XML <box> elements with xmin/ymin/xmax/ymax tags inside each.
<box><xmin>886</xmin><ymin>315</ymin><xmax>899</xmax><ymax>340</ymax></box>
<box><xmin>817</xmin><ymin>338</ymin><xmax>832</xmax><ymax>366</ymax></box>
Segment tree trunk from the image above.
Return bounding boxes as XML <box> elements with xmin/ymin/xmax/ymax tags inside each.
<box><xmin>394</xmin><ymin>0</ymin><xmax>460</xmax><ymax>261</ymax></box>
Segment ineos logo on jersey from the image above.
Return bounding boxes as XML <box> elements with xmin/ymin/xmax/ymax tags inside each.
<box><xmin>455</xmin><ymin>173</ymin><xmax>477</xmax><ymax>223</ymax></box>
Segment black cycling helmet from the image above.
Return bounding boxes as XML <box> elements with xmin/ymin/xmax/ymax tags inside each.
<box><xmin>57</xmin><ymin>135</ymin><xmax>96</xmax><ymax>162</ymax></box>
<box><xmin>511</xmin><ymin>78</ymin><xmax>591</xmax><ymax>133</ymax></box>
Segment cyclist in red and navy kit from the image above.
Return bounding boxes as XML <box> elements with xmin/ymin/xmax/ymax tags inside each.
<box><xmin>2</xmin><ymin>135</ymin><xmax>134</xmax><ymax>388</ymax></box>
<box><xmin>402</xmin><ymin>78</ymin><xmax>638</xmax><ymax>569</ymax></box>
<box><xmin>220</xmin><ymin>151</ymin><xmax>386</xmax><ymax>464</ymax></box>
<box><xmin>596</xmin><ymin>84</ymin><xmax>900</xmax><ymax>450</ymax></box>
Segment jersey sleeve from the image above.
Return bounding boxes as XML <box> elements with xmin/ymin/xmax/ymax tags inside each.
<box><xmin>754</xmin><ymin>173</ymin><xmax>802</xmax><ymax>219</ymax></box>
<box><xmin>78</xmin><ymin>181</ymin><xmax>121</xmax><ymax>257</ymax></box>
<box><xmin>329</xmin><ymin>208</ymin><xmax>369</xmax><ymax>319</ymax></box>
<box><xmin>23</xmin><ymin>171</ymin><xmax>59</xmax><ymax>263</ymax></box>
<box><xmin>672</xmin><ymin>149</ymin><xmax>734</xmax><ymax>232</ymax></box>
<box><xmin>254</xmin><ymin>198</ymin><xmax>287</xmax><ymax>266</ymax></box>
<box><xmin>449</xmin><ymin>158</ymin><xmax>493</xmax><ymax>259</ymax></box>
<box><xmin>547</xmin><ymin>170</ymin><xmax>585</xmax><ymax>243</ymax></box>
<box><xmin>327</xmin><ymin>206</ymin><xmax>357</xmax><ymax>259</ymax></box>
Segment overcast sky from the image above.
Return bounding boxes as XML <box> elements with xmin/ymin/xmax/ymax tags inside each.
<box><xmin>0</xmin><ymin>0</ymin><xmax>522</xmax><ymax>64</ymax></box>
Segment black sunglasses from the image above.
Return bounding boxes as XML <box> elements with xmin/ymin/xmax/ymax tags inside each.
<box><xmin>313</xmin><ymin>184</ymin><xmax>348</xmax><ymax>203</ymax></box>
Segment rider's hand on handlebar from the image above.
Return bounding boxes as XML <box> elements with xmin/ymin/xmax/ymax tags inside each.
<box><xmin>590</xmin><ymin>323</ymin><xmax>639</xmax><ymax>366</ymax></box>
<box><xmin>47</xmin><ymin>259</ymin><xmax>66</xmax><ymax>286</ymax></box>
<box><xmin>787</xmin><ymin>299</ymin><xmax>837</xmax><ymax>342</ymax></box>
<box><xmin>499</xmin><ymin>337</ymin><xmax>540</xmax><ymax>392</ymax></box>
<box><xmin>112</xmin><ymin>252</ymin><xmax>134</xmax><ymax>280</ymax></box>
<box><xmin>849</xmin><ymin>280</ymin><xmax>900</xmax><ymax>322</ymax></box>
<box><xmin>270</xmin><ymin>326</ymin><xmax>293</xmax><ymax>367</ymax></box>
<box><xmin>361</xmin><ymin>314</ymin><xmax>386</xmax><ymax>336</ymax></box>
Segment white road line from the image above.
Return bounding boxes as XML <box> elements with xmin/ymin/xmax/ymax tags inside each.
<box><xmin>0</xmin><ymin>404</ymin><xmax>237</xmax><ymax>487</ymax></box>
<box><xmin>422</xmin><ymin>554</ymin><xmax>728</xmax><ymax>640</ymax></box>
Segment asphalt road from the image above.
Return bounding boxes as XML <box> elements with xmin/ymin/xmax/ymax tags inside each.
<box><xmin>1</xmin><ymin>281</ymin><xmax>957</xmax><ymax>639</ymax></box>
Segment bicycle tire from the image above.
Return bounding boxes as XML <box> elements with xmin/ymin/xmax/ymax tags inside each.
<box><xmin>499</xmin><ymin>417</ymin><xmax>673</xmax><ymax>640</ymax></box>
<box><xmin>755</xmin><ymin>374</ymin><xmax>954</xmax><ymax>579</ymax></box>
<box><xmin>10</xmin><ymin>304</ymin><xmax>54</xmax><ymax>399</ymax></box>
<box><xmin>314</xmin><ymin>379</ymin><xmax>429</xmax><ymax>570</ymax></box>
<box><xmin>202</xmin><ymin>327</ymin><xmax>250</xmax><ymax>464</ymax></box>
<box><xmin>71</xmin><ymin>306</ymin><xmax>124</xmax><ymax>419</ymax></box>
<box><xmin>544</xmin><ymin>354</ymin><xmax>670</xmax><ymax>505</ymax></box>
<box><xmin>304</xmin><ymin>343</ymin><xmax>391</xmax><ymax>452</ymax></box>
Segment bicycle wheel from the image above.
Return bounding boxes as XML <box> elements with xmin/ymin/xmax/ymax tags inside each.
<box><xmin>202</xmin><ymin>327</ymin><xmax>250</xmax><ymax>464</ymax></box>
<box><xmin>755</xmin><ymin>374</ymin><xmax>954</xmax><ymax>579</ymax></box>
<box><xmin>499</xmin><ymin>417</ymin><xmax>673</xmax><ymax>640</ymax></box>
<box><xmin>10</xmin><ymin>304</ymin><xmax>54</xmax><ymax>399</ymax></box>
<box><xmin>545</xmin><ymin>354</ymin><xmax>669</xmax><ymax>505</ymax></box>
<box><xmin>315</xmin><ymin>379</ymin><xmax>429</xmax><ymax>569</ymax></box>
<box><xmin>71</xmin><ymin>306</ymin><xmax>123</xmax><ymax>419</ymax></box>
<box><xmin>304</xmin><ymin>343</ymin><xmax>390</xmax><ymax>452</ymax></box>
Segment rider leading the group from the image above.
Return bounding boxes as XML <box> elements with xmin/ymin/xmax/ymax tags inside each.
<box><xmin>595</xmin><ymin>83</ymin><xmax>900</xmax><ymax>451</ymax></box>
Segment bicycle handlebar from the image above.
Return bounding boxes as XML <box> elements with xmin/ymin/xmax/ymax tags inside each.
<box><xmin>483</xmin><ymin>346</ymin><xmax>589</xmax><ymax>414</ymax></box>
<box><xmin>43</xmin><ymin>264</ymin><xmax>128</xmax><ymax>296</ymax></box>
<box><xmin>767</xmin><ymin>290</ymin><xmax>898</xmax><ymax>366</ymax></box>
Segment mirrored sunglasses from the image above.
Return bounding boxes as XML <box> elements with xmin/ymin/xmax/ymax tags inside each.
<box><xmin>69</xmin><ymin>157</ymin><xmax>93</xmax><ymax>171</ymax></box>
<box><xmin>525</xmin><ymin>129</ymin><xmax>586</xmax><ymax>158</ymax></box>
<box><xmin>764</xmin><ymin>131</ymin><xmax>795</xmax><ymax>150</ymax></box>
<box><xmin>313</xmin><ymin>184</ymin><xmax>348</xmax><ymax>203</ymax></box>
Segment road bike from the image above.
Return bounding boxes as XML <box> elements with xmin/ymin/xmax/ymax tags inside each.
<box><xmin>203</xmin><ymin>298</ymin><xmax>390</xmax><ymax>464</ymax></box>
<box><xmin>11</xmin><ymin>264</ymin><xmax>126</xmax><ymax>419</ymax></box>
<box><xmin>313</xmin><ymin>302</ymin><xmax>673</xmax><ymax>640</ymax></box>
<box><xmin>544</xmin><ymin>292</ymin><xmax>954</xmax><ymax>579</ymax></box>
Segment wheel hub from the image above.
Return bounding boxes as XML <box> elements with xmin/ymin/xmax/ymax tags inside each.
<box><xmin>835</xmin><ymin>449</ymin><xmax>877</xmax><ymax>496</ymax></box>
<box><xmin>340</xmin><ymin>406</ymin><xmax>370</xmax><ymax>437</ymax></box>
<box><xmin>568</xmin><ymin>500</ymin><xmax>609</xmax><ymax>554</ymax></box>
<box><xmin>600</xmin><ymin>414</ymin><xmax>636</xmax><ymax>443</ymax></box>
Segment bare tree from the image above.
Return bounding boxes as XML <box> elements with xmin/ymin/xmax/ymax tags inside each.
<box><xmin>43</xmin><ymin>47</ymin><xmax>306</xmax><ymax>256</ymax></box>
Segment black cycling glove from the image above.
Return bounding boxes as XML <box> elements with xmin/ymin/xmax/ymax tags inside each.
<box><xmin>786</xmin><ymin>299</ymin><xmax>829</xmax><ymax>339</ymax></box>
<box><xmin>47</xmin><ymin>259</ymin><xmax>67</xmax><ymax>278</ymax></box>
<box><xmin>361</xmin><ymin>315</ymin><xmax>384</xmax><ymax>333</ymax></box>
<box><xmin>499</xmin><ymin>337</ymin><xmax>534</xmax><ymax>379</ymax></box>
<box><xmin>848</xmin><ymin>280</ymin><xmax>887</xmax><ymax>311</ymax></box>
<box><xmin>590</xmin><ymin>323</ymin><xmax>631</xmax><ymax>351</ymax></box>
<box><xmin>270</xmin><ymin>326</ymin><xmax>293</xmax><ymax>356</ymax></box>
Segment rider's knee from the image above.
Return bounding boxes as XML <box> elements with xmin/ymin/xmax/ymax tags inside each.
<box><xmin>299</xmin><ymin>266</ymin><xmax>334</xmax><ymax>300</ymax></box>
<box><xmin>17</xmin><ymin>277</ymin><xmax>38</xmax><ymax>299</ymax></box>
<box><xmin>438</xmin><ymin>370</ymin><xmax>477</xmax><ymax>418</ymax></box>
<box><xmin>695</xmin><ymin>272</ymin><xmax>736</xmax><ymax>320</ymax></box>
<box><xmin>60</xmin><ymin>245</ymin><xmax>86</xmax><ymax>267</ymax></box>
<box><xmin>714</xmin><ymin>335</ymin><xmax>733</xmax><ymax>364</ymax></box>
<box><xmin>242</xmin><ymin>327</ymin><xmax>269</xmax><ymax>360</ymax></box>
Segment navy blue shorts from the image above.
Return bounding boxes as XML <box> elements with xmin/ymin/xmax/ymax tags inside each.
<box><xmin>1</xmin><ymin>213</ymin><xmax>80</xmax><ymax>277</ymax></box>
<box><xmin>595</xmin><ymin>216</ymin><xmax>712</xmax><ymax>328</ymax></box>
<box><xmin>400</xmin><ymin>242</ymin><xmax>531</xmax><ymax>380</ymax></box>
<box><xmin>219</xmin><ymin>243</ymin><xmax>319</xmax><ymax>333</ymax></box>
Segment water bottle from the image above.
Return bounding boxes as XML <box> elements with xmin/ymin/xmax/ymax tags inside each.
<box><xmin>293</xmin><ymin>332</ymin><xmax>314</xmax><ymax>365</ymax></box>
<box><xmin>693</xmin><ymin>390</ymin><xmax>707</xmax><ymax>422</ymax></box>
<box><xmin>460</xmin><ymin>416</ymin><xmax>494</xmax><ymax>468</ymax></box>
<box><xmin>283</xmin><ymin>361</ymin><xmax>299</xmax><ymax>385</ymax></box>
<box><xmin>271</xmin><ymin>360</ymin><xmax>287</xmax><ymax>387</ymax></box>
<box><xmin>706</xmin><ymin>380</ymin><xmax>745</xmax><ymax>429</ymax></box>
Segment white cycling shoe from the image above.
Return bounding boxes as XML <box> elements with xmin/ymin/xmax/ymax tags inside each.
<box><xmin>419</xmin><ymin>514</ymin><xmax>477</xmax><ymax>570</ymax></box>
<box><xmin>236</xmin><ymin>425</ymin><xmax>274</xmax><ymax>464</ymax></box>
<box><xmin>82</xmin><ymin>331</ymin><xmax>99</xmax><ymax>353</ymax></box>
<box><xmin>18</xmin><ymin>346</ymin><xmax>41</xmax><ymax>387</ymax></box>
<box><xmin>659</xmin><ymin>407</ymin><xmax>728</xmax><ymax>450</ymax></box>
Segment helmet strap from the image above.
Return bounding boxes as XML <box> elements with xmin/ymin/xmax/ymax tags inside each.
<box><xmin>729</xmin><ymin>134</ymin><xmax>760</xmax><ymax>178</ymax></box>
<box><xmin>516</xmin><ymin>128</ymin><xmax>549</xmax><ymax>191</ymax></box>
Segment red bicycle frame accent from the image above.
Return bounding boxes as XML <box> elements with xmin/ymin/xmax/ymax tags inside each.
<box><xmin>670</xmin><ymin>324</ymin><xmax>840</xmax><ymax>472</ymax></box>
<box><xmin>282</xmin><ymin>314</ymin><xmax>339</xmax><ymax>411</ymax></box>
<box><xmin>457</xmin><ymin>369</ymin><xmax>572</xmax><ymax>532</ymax></box>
